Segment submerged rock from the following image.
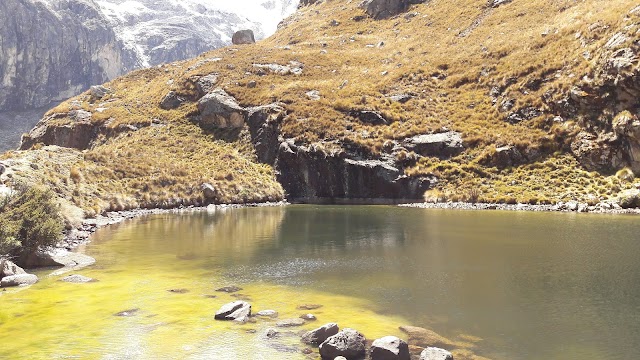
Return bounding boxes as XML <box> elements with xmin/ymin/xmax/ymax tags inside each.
<box><xmin>420</xmin><ymin>347</ymin><xmax>454</xmax><ymax>360</ymax></box>
<box><xmin>297</xmin><ymin>304</ymin><xmax>323</xmax><ymax>310</ymax></box>
<box><xmin>256</xmin><ymin>310</ymin><xmax>279</xmax><ymax>318</ymax></box>
<box><xmin>114</xmin><ymin>308</ymin><xmax>140</xmax><ymax>317</ymax></box>
<box><xmin>276</xmin><ymin>318</ymin><xmax>306</xmax><ymax>327</ymax></box>
<box><xmin>319</xmin><ymin>328</ymin><xmax>367</xmax><ymax>359</ymax></box>
<box><xmin>399</xmin><ymin>325</ymin><xmax>457</xmax><ymax>349</ymax></box>
<box><xmin>215</xmin><ymin>285</ymin><xmax>242</xmax><ymax>293</ymax></box>
<box><xmin>167</xmin><ymin>288</ymin><xmax>189</xmax><ymax>294</ymax></box>
<box><xmin>301</xmin><ymin>323</ymin><xmax>339</xmax><ymax>345</ymax></box>
<box><xmin>265</xmin><ymin>328</ymin><xmax>280</xmax><ymax>338</ymax></box>
<box><xmin>0</xmin><ymin>274</ymin><xmax>38</xmax><ymax>287</ymax></box>
<box><xmin>214</xmin><ymin>301</ymin><xmax>251</xmax><ymax>321</ymax></box>
<box><xmin>370</xmin><ymin>336</ymin><xmax>410</xmax><ymax>360</ymax></box>
<box><xmin>61</xmin><ymin>274</ymin><xmax>96</xmax><ymax>283</ymax></box>
<box><xmin>300</xmin><ymin>313</ymin><xmax>317</xmax><ymax>321</ymax></box>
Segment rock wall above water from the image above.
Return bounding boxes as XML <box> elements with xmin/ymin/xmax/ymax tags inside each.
<box><xmin>0</xmin><ymin>0</ymin><xmax>135</xmax><ymax>111</ymax></box>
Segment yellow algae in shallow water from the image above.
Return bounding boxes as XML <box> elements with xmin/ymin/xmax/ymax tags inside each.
<box><xmin>0</xmin><ymin>267</ymin><xmax>408</xmax><ymax>359</ymax></box>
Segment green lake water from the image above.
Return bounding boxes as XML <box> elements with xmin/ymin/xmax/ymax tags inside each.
<box><xmin>1</xmin><ymin>205</ymin><xmax>640</xmax><ymax>359</ymax></box>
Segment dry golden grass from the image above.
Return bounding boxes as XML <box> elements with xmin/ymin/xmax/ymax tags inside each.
<box><xmin>10</xmin><ymin>0</ymin><xmax>640</xmax><ymax>209</ymax></box>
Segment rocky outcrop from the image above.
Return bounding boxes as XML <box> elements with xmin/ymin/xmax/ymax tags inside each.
<box><xmin>247</xmin><ymin>104</ymin><xmax>286</xmax><ymax>164</ymax></box>
<box><xmin>420</xmin><ymin>347</ymin><xmax>454</xmax><ymax>360</ymax></box>
<box><xmin>348</xmin><ymin>110</ymin><xmax>389</xmax><ymax>125</ymax></box>
<box><xmin>214</xmin><ymin>301</ymin><xmax>252</xmax><ymax>321</ymax></box>
<box><xmin>301</xmin><ymin>323</ymin><xmax>340</xmax><ymax>345</ymax></box>
<box><xmin>195</xmin><ymin>89</ymin><xmax>246</xmax><ymax>130</ymax></box>
<box><xmin>547</xmin><ymin>8</ymin><xmax>640</xmax><ymax>174</ymax></box>
<box><xmin>0</xmin><ymin>259</ymin><xmax>26</xmax><ymax>278</ymax></box>
<box><xmin>570</xmin><ymin>131</ymin><xmax>626</xmax><ymax>172</ymax></box>
<box><xmin>360</xmin><ymin>0</ymin><xmax>427</xmax><ymax>19</ymax></box>
<box><xmin>403</xmin><ymin>132</ymin><xmax>464</xmax><ymax>158</ymax></box>
<box><xmin>0</xmin><ymin>0</ymin><xmax>297</xmax><ymax>113</ymax></box>
<box><xmin>275</xmin><ymin>140</ymin><xmax>435</xmax><ymax>201</ymax></box>
<box><xmin>159</xmin><ymin>91</ymin><xmax>185</xmax><ymax>110</ymax></box>
<box><xmin>370</xmin><ymin>336</ymin><xmax>410</xmax><ymax>360</ymax></box>
<box><xmin>90</xmin><ymin>85</ymin><xmax>111</xmax><ymax>101</ymax></box>
<box><xmin>299</xmin><ymin>0</ymin><xmax>321</xmax><ymax>6</ymax></box>
<box><xmin>20</xmin><ymin>113</ymin><xmax>101</xmax><ymax>150</ymax></box>
<box><xmin>319</xmin><ymin>328</ymin><xmax>367</xmax><ymax>359</ymax></box>
<box><xmin>201</xmin><ymin>183</ymin><xmax>219</xmax><ymax>202</ymax></box>
<box><xmin>0</xmin><ymin>0</ymin><xmax>134</xmax><ymax>111</ymax></box>
<box><xmin>616</xmin><ymin>189</ymin><xmax>640</xmax><ymax>208</ymax></box>
<box><xmin>15</xmin><ymin>250</ymin><xmax>64</xmax><ymax>269</ymax></box>
<box><xmin>232</xmin><ymin>30</ymin><xmax>256</xmax><ymax>45</ymax></box>
<box><xmin>489</xmin><ymin>0</ymin><xmax>513</xmax><ymax>8</ymax></box>
<box><xmin>196</xmin><ymin>74</ymin><xmax>219</xmax><ymax>97</ymax></box>
<box><xmin>253</xmin><ymin>62</ymin><xmax>304</xmax><ymax>76</ymax></box>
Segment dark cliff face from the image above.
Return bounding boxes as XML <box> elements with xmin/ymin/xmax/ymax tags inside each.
<box><xmin>0</xmin><ymin>0</ymin><xmax>134</xmax><ymax>111</ymax></box>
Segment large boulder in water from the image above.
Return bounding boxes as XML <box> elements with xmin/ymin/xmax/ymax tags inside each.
<box><xmin>0</xmin><ymin>273</ymin><xmax>38</xmax><ymax>287</ymax></box>
<box><xmin>232</xmin><ymin>30</ymin><xmax>255</xmax><ymax>45</ymax></box>
<box><xmin>319</xmin><ymin>328</ymin><xmax>367</xmax><ymax>359</ymax></box>
<box><xmin>302</xmin><ymin>323</ymin><xmax>339</xmax><ymax>345</ymax></box>
<box><xmin>360</xmin><ymin>0</ymin><xmax>427</xmax><ymax>19</ymax></box>
<box><xmin>214</xmin><ymin>300</ymin><xmax>251</xmax><ymax>321</ymax></box>
<box><xmin>15</xmin><ymin>251</ymin><xmax>64</xmax><ymax>268</ymax></box>
<box><xmin>370</xmin><ymin>336</ymin><xmax>410</xmax><ymax>360</ymax></box>
<box><xmin>195</xmin><ymin>89</ymin><xmax>246</xmax><ymax>130</ymax></box>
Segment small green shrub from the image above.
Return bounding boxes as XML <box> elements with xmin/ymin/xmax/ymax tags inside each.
<box><xmin>0</xmin><ymin>185</ymin><xmax>63</xmax><ymax>257</ymax></box>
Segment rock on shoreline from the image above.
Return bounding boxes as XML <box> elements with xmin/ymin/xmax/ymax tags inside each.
<box><xmin>400</xmin><ymin>200</ymin><xmax>640</xmax><ymax>214</ymax></box>
<box><xmin>0</xmin><ymin>259</ymin><xmax>38</xmax><ymax>288</ymax></box>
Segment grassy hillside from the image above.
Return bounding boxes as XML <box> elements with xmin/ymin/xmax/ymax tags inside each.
<box><xmin>3</xmin><ymin>0</ymin><xmax>640</xmax><ymax>216</ymax></box>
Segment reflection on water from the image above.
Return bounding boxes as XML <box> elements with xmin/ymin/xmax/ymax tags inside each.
<box><xmin>2</xmin><ymin>206</ymin><xmax>640</xmax><ymax>360</ymax></box>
